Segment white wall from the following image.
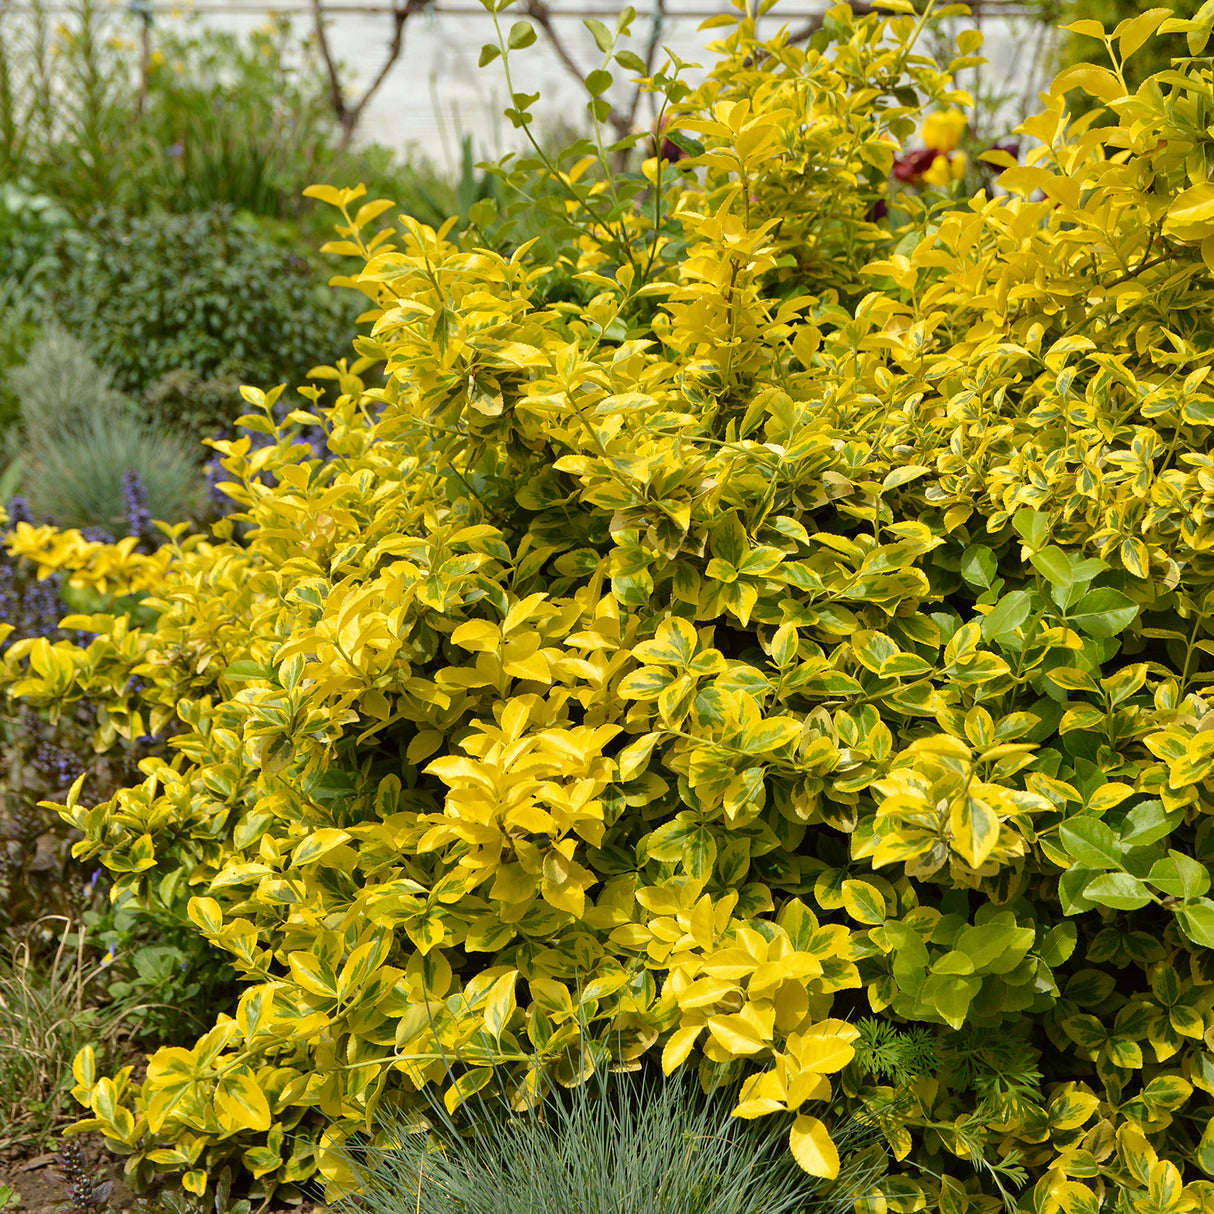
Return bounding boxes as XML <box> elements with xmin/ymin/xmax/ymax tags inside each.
<box><xmin>155</xmin><ymin>1</ymin><xmax>1054</xmax><ymax>176</ymax></box>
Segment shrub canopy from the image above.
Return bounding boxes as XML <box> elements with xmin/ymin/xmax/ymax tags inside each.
<box><xmin>9</xmin><ymin>3</ymin><xmax>1214</xmax><ymax>1212</ymax></box>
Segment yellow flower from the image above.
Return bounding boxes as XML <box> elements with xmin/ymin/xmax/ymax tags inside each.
<box><xmin>920</xmin><ymin>150</ymin><xmax>967</xmax><ymax>188</ymax></box>
<box><xmin>922</xmin><ymin>109</ymin><xmax>968</xmax><ymax>154</ymax></box>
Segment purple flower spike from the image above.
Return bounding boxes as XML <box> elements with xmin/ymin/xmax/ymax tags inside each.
<box><xmin>4</xmin><ymin>496</ymin><xmax>32</xmax><ymax>527</ymax></box>
<box><xmin>121</xmin><ymin>468</ymin><xmax>152</xmax><ymax>544</ymax></box>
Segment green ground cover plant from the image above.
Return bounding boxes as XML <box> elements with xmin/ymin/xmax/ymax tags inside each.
<box><xmin>8</xmin><ymin>0</ymin><xmax>1214</xmax><ymax>1211</ymax></box>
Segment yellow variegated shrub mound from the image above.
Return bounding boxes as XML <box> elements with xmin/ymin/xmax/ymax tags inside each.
<box><xmin>14</xmin><ymin>1</ymin><xmax>1214</xmax><ymax>1209</ymax></box>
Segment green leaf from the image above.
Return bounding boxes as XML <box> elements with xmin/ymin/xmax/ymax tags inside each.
<box><xmin>1012</xmin><ymin>508</ymin><xmax>1049</xmax><ymax>551</ymax></box>
<box><xmin>931</xmin><ymin>950</ymin><xmax>975</xmax><ymax>976</ymax></box>
<box><xmin>583</xmin><ymin>17</ymin><xmax>613</xmax><ymax>51</ymax></box>
<box><xmin>478</xmin><ymin>42</ymin><xmax>502</xmax><ymax>67</ymax></box>
<box><xmin>1059</xmin><ymin>817</ymin><xmax>1123</xmax><ymax>869</ymax></box>
<box><xmin>1029</xmin><ymin>546</ymin><xmax>1073</xmax><ymax>588</ymax></box>
<box><xmin>223</xmin><ymin>660</ymin><xmax>270</xmax><ymax>682</ymax></box>
<box><xmin>508</xmin><ymin>20</ymin><xmax>537</xmax><ymax>48</ymax></box>
<box><xmin>959</xmin><ymin>544</ymin><xmax>997</xmax><ymax>590</ymax></box>
<box><xmin>664</xmin><ymin>131</ymin><xmax>705</xmax><ymax>158</ymax></box>
<box><xmin>981</xmin><ymin>590</ymin><xmax>1033</xmax><ymax>640</ymax></box>
<box><xmin>615</xmin><ymin>48</ymin><xmax>646</xmax><ymax>72</ymax></box>
<box><xmin>955</xmin><ymin>915</ymin><xmax>1034</xmax><ymax>973</ymax></box>
<box><xmin>1038</xmin><ymin>921</ymin><xmax>1079</xmax><ymax>966</ymax></box>
<box><xmin>1149</xmin><ymin>852</ymin><xmax>1212</xmax><ymax>899</ymax></box>
<box><xmin>1069</xmin><ymin>587</ymin><xmax>1138</xmax><ymax>638</ymax></box>
<box><xmin>1059</xmin><ymin>865</ymin><xmax>1101</xmax><ymax>915</ymax></box>
<box><xmin>585</xmin><ymin>69</ymin><xmax>614</xmax><ymax>97</ymax></box>
<box><xmin>920</xmin><ymin>972</ymin><xmax>980</xmax><ymax>1029</ymax></box>
<box><xmin>1119</xmin><ymin>800</ymin><xmax>1180</xmax><ymax>847</ymax></box>
<box><xmin>1082</xmin><ymin>872</ymin><xmax>1153</xmax><ymax>910</ymax></box>
<box><xmin>1179</xmin><ymin>898</ymin><xmax>1214</xmax><ymax>948</ymax></box>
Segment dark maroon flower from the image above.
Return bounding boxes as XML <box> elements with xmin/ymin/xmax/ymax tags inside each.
<box><xmin>893</xmin><ymin>148</ymin><xmax>937</xmax><ymax>184</ymax></box>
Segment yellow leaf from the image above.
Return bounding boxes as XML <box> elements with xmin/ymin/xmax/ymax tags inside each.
<box><xmin>785</xmin><ymin>1069</ymin><xmax>830</xmax><ymax>1109</ymax></box>
<box><xmin>1049</xmin><ymin>64</ymin><xmax>1126</xmax><ymax>103</ymax></box>
<box><xmin>483</xmin><ymin>970</ymin><xmax>518</xmax><ymax>1043</ymax></box>
<box><xmin>661</xmin><ymin>1024</ymin><xmax>703</xmax><ymax>1074</ymax></box>
<box><xmin>491</xmin><ymin>863</ymin><xmax>536</xmax><ymax>907</ymax></box>
<box><xmin>1164</xmin><ymin>183</ymin><xmax>1214</xmax><ymax>243</ymax></box>
<box><xmin>1059</xmin><ymin>18</ymin><xmax>1106</xmax><ymax>37</ymax></box>
<box><xmin>72</xmin><ymin>1045</ymin><xmax>97</xmax><ymax>1091</ymax></box>
<box><xmin>187</xmin><ymin>896</ymin><xmax>223</xmax><ymax>935</ymax></box>
<box><xmin>706</xmin><ymin>1013</ymin><xmax>769</xmax><ymax>1055</ymax></box>
<box><xmin>1115</xmin><ymin>8</ymin><xmax>1171</xmax><ymax>58</ymax></box>
<box><xmin>950</xmin><ymin>792</ymin><xmax>1001</xmax><ymax>868</ymax></box>
<box><xmin>841</xmin><ymin>879</ymin><xmax>887</xmax><ymax>925</ymax></box>
<box><xmin>291</xmin><ymin>828</ymin><xmax>352</xmax><ymax>868</ymax></box>
<box><xmin>789</xmin><ymin>1114</ymin><xmax>839</xmax><ymax>1178</ymax></box>
<box><xmin>733</xmin><ymin>1068</ymin><xmax>788</xmax><ymax>1117</ymax></box>
<box><xmin>793</xmin><ymin>1030</ymin><xmax>856</xmax><ymax>1073</ymax></box>
<box><xmin>214</xmin><ymin>1070</ymin><xmax>272</xmax><ymax>1133</ymax></box>
<box><xmin>182</xmin><ymin>1171</ymin><xmax>208</xmax><ymax>1197</ymax></box>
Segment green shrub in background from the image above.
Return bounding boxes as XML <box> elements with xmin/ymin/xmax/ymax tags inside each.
<box><xmin>0</xmin><ymin>183</ymin><xmax>71</xmax><ymax>450</ymax></box>
<box><xmin>0</xmin><ymin>0</ymin><xmax>136</xmax><ymax>216</ymax></box>
<box><xmin>0</xmin><ymin>0</ymin><xmax>492</xmax><ymax>240</ymax></box>
<box><xmin>1049</xmin><ymin>0</ymin><xmax>1205</xmax><ymax>119</ymax></box>
<box><xmin>0</xmin><ymin>181</ymin><xmax>71</xmax><ymax>285</ymax></box>
<box><xmin>0</xmin><ymin>0</ymin><xmax>337</xmax><ymax>224</ymax></box>
<box><xmin>14</xmin><ymin>2</ymin><xmax>1214</xmax><ymax>1214</ymax></box>
<box><xmin>129</xmin><ymin>15</ymin><xmax>335</xmax><ymax>223</ymax></box>
<box><xmin>10</xmin><ymin>325</ymin><xmax>205</xmax><ymax>531</ymax></box>
<box><xmin>141</xmin><ymin>371</ymin><xmax>247</xmax><ymax>452</ymax></box>
<box><xmin>45</xmin><ymin>209</ymin><xmax>360</xmax><ymax>403</ymax></box>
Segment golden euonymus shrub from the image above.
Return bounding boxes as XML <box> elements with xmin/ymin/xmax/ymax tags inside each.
<box><xmin>13</xmin><ymin>1</ymin><xmax>1214</xmax><ymax>1210</ymax></box>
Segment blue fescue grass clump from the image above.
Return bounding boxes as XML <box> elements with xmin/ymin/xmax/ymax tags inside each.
<box><xmin>330</xmin><ymin>1062</ymin><xmax>883</xmax><ymax>1214</ymax></box>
